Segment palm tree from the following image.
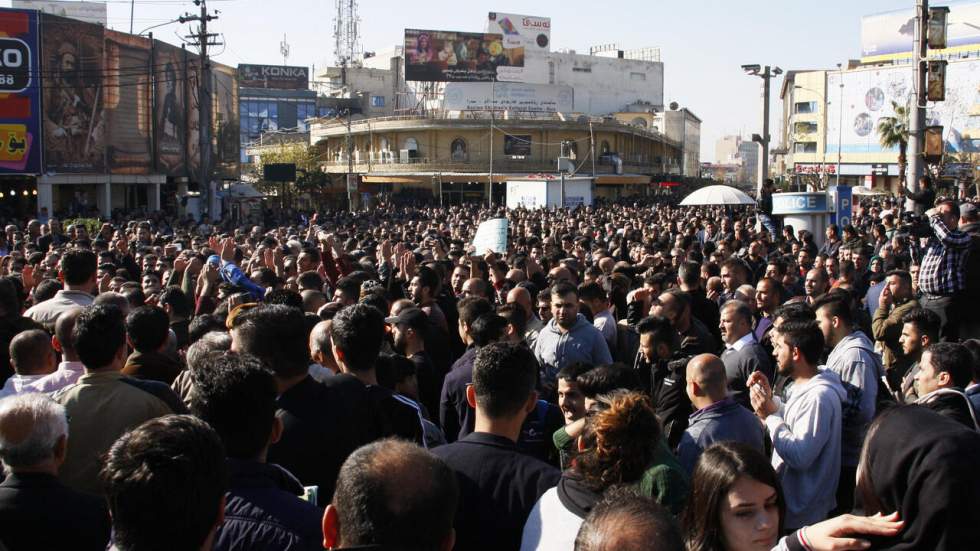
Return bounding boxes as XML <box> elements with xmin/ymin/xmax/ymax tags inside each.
<box><xmin>877</xmin><ymin>101</ymin><xmax>911</xmax><ymax>189</ymax></box>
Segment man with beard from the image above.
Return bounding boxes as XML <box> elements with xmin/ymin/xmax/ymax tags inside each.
<box><xmin>409</xmin><ymin>266</ymin><xmax>449</xmax><ymax>334</ymax></box>
<box><xmin>386</xmin><ymin>307</ymin><xmax>439</xmax><ymax>419</ymax></box>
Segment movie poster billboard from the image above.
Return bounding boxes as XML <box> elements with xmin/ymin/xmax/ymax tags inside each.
<box><xmin>212</xmin><ymin>62</ymin><xmax>239</xmax><ymax>180</ymax></box>
<box><xmin>153</xmin><ymin>40</ymin><xmax>186</xmax><ymax>176</ymax></box>
<box><xmin>41</xmin><ymin>13</ymin><xmax>106</xmax><ymax>173</ymax></box>
<box><xmin>404</xmin><ymin>29</ymin><xmax>523</xmax><ymax>82</ymax></box>
<box><xmin>104</xmin><ymin>30</ymin><xmax>151</xmax><ymax>174</ymax></box>
<box><xmin>0</xmin><ymin>8</ymin><xmax>42</xmax><ymax>174</ymax></box>
<box><xmin>185</xmin><ymin>52</ymin><xmax>201</xmax><ymax>179</ymax></box>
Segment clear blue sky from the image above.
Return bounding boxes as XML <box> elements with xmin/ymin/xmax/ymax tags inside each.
<box><xmin>7</xmin><ymin>0</ymin><xmax>916</xmax><ymax>160</ymax></box>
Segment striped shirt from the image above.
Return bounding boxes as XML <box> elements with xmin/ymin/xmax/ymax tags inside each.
<box><xmin>918</xmin><ymin>215</ymin><xmax>972</xmax><ymax>296</ymax></box>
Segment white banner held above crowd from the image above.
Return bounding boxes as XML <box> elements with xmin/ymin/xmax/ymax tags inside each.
<box><xmin>471</xmin><ymin>218</ymin><xmax>509</xmax><ymax>254</ymax></box>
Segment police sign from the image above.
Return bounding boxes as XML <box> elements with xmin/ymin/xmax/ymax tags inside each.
<box><xmin>772</xmin><ymin>192</ymin><xmax>829</xmax><ymax>215</ymax></box>
<box><xmin>0</xmin><ymin>38</ymin><xmax>31</xmax><ymax>93</ymax></box>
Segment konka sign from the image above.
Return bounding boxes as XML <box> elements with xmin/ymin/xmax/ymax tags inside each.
<box><xmin>238</xmin><ymin>64</ymin><xmax>309</xmax><ymax>89</ymax></box>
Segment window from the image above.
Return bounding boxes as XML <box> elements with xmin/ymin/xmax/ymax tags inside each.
<box><xmin>451</xmin><ymin>138</ymin><xmax>467</xmax><ymax>161</ymax></box>
<box><xmin>630</xmin><ymin>72</ymin><xmax>646</xmax><ymax>81</ymax></box>
<box><xmin>793</xmin><ymin>142</ymin><xmax>817</xmax><ymax>153</ymax></box>
<box><xmin>405</xmin><ymin>138</ymin><xmax>419</xmax><ymax>151</ymax></box>
<box><xmin>794</xmin><ymin>101</ymin><xmax>818</xmax><ymax>114</ymax></box>
<box><xmin>572</xmin><ymin>65</ymin><xmax>592</xmax><ymax>73</ymax></box>
<box><xmin>371</xmin><ymin>95</ymin><xmax>385</xmax><ymax>107</ymax></box>
<box><xmin>601</xmin><ymin>140</ymin><xmax>611</xmax><ymax>154</ymax></box>
<box><xmin>631</xmin><ymin>117</ymin><xmax>647</xmax><ymax>128</ymax></box>
<box><xmin>794</xmin><ymin>122</ymin><xmax>818</xmax><ymax>134</ymax></box>
<box><xmin>504</xmin><ymin>135</ymin><xmax>532</xmax><ymax>156</ymax></box>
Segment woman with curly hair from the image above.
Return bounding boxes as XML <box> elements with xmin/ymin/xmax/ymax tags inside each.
<box><xmin>520</xmin><ymin>390</ymin><xmax>688</xmax><ymax>551</ymax></box>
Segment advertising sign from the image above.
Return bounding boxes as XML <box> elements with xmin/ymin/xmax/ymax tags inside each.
<box><xmin>0</xmin><ymin>9</ymin><xmax>41</xmax><ymax>174</ymax></box>
<box><xmin>213</xmin><ymin>63</ymin><xmax>240</xmax><ymax>179</ymax></box>
<box><xmin>861</xmin><ymin>3</ymin><xmax>980</xmax><ymax>62</ymax></box>
<box><xmin>504</xmin><ymin>135</ymin><xmax>532</xmax><ymax>156</ymax></box>
<box><xmin>488</xmin><ymin>12</ymin><xmax>550</xmax><ymax>52</ymax></box>
<box><xmin>830</xmin><ymin>185</ymin><xmax>853</xmax><ymax>227</ymax></box>
<box><xmin>153</xmin><ymin>40</ymin><xmax>187</xmax><ymax>176</ymax></box>
<box><xmin>506</xmin><ymin>181</ymin><xmax>547</xmax><ymax>208</ymax></box>
<box><xmin>826</xmin><ymin>58</ymin><xmax>980</xmax><ymax>155</ymax></box>
<box><xmin>238</xmin><ymin>64</ymin><xmax>308</xmax><ymax>90</ymax></box>
<box><xmin>404</xmin><ymin>29</ymin><xmax>524</xmax><ymax>82</ymax></box>
<box><xmin>444</xmin><ymin>82</ymin><xmax>573</xmax><ymax>112</ymax></box>
<box><xmin>41</xmin><ymin>13</ymin><xmax>106</xmax><ymax>173</ymax></box>
<box><xmin>104</xmin><ymin>30</ymin><xmax>152</xmax><ymax>174</ymax></box>
<box><xmin>12</xmin><ymin>1</ymin><xmax>107</xmax><ymax>26</ymax></box>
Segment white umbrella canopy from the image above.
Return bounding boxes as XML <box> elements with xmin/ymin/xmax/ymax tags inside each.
<box><xmin>679</xmin><ymin>185</ymin><xmax>757</xmax><ymax>206</ymax></box>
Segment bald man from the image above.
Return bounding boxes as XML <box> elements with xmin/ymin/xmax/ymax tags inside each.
<box><xmin>0</xmin><ymin>393</ymin><xmax>110</xmax><ymax>549</ymax></box>
<box><xmin>506</xmin><ymin>286</ymin><xmax>543</xmax><ymax>347</ymax></box>
<box><xmin>676</xmin><ymin>353</ymin><xmax>766</xmax><ymax>475</ymax></box>
<box><xmin>460</xmin><ymin>277</ymin><xmax>489</xmax><ymax>300</ymax></box>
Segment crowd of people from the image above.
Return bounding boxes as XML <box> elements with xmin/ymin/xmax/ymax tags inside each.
<box><xmin>0</xmin><ymin>176</ymin><xmax>978</xmax><ymax>551</ymax></box>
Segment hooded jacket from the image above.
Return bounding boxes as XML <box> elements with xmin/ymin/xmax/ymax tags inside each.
<box><xmin>824</xmin><ymin>331</ymin><xmax>881</xmax><ymax>466</ymax></box>
<box><xmin>857</xmin><ymin>405</ymin><xmax>980</xmax><ymax>550</ymax></box>
<box><xmin>533</xmin><ymin>314</ymin><xmax>613</xmax><ymax>386</ymax></box>
<box><xmin>765</xmin><ymin>369</ymin><xmax>846</xmax><ymax>531</ymax></box>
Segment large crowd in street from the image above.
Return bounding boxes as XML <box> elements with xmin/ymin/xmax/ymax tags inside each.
<box><xmin>0</xmin><ymin>176</ymin><xmax>977</xmax><ymax>550</ymax></box>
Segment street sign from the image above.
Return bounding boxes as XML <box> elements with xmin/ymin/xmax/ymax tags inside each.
<box><xmin>830</xmin><ymin>185</ymin><xmax>852</xmax><ymax>228</ymax></box>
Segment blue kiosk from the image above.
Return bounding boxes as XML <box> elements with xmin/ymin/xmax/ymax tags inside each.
<box><xmin>772</xmin><ymin>192</ymin><xmax>831</xmax><ymax>246</ymax></box>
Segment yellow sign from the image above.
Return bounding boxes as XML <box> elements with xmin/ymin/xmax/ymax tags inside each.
<box><xmin>0</xmin><ymin>124</ymin><xmax>28</xmax><ymax>162</ymax></box>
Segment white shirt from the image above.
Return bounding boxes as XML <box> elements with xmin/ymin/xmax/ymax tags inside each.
<box><xmin>726</xmin><ymin>331</ymin><xmax>755</xmax><ymax>353</ymax></box>
<box><xmin>0</xmin><ymin>361</ymin><xmax>85</xmax><ymax>399</ymax></box>
<box><xmin>24</xmin><ymin>290</ymin><xmax>94</xmax><ymax>327</ymax></box>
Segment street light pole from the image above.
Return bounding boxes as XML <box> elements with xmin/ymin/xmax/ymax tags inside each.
<box><xmin>743</xmin><ymin>64</ymin><xmax>782</xmax><ymax>197</ymax></box>
<box><xmin>908</xmin><ymin>0</ymin><xmax>929</xmax><ymax>197</ymax></box>
<box><xmin>836</xmin><ymin>63</ymin><xmax>844</xmax><ymax>187</ymax></box>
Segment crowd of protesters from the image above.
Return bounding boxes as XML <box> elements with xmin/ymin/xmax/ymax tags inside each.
<box><xmin>0</xmin><ymin>175</ymin><xmax>977</xmax><ymax>550</ymax></box>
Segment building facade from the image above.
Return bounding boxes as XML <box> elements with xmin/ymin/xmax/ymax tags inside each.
<box><xmin>238</xmin><ymin>65</ymin><xmax>317</xmax><ymax>164</ymax></box>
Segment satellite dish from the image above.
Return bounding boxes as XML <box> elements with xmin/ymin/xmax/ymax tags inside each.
<box><xmin>669</xmin><ymin>102</ymin><xmax>679</xmax><ymax>110</ymax></box>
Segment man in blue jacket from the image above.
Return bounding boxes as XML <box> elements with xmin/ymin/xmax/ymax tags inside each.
<box><xmin>190</xmin><ymin>353</ymin><xmax>323</xmax><ymax>551</ymax></box>
<box><xmin>534</xmin><ymin>283</ymin><xmax>612</xmax><ymax>396</ymax></box>
<box><xmin>677</xmin><ymin>353</ymin><xmax>765</xmax><ymax>475</ymax></box>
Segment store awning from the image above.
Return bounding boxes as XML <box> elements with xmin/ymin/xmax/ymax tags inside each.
<box><xmin>594</xmin><ymin>175</ymin><xmax>651</xmax><ymax>185</ymax></box>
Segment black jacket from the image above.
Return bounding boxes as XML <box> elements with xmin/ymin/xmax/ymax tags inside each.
<box><xmin>213</xmin><ymin>459</ymin><xmax>323</xmax><ymax>551</ymax></box>
<box><xmin>0</xmin><ymin>472</ymin><xmax>110</xmax><ymax>551</ymax></box>
<box><xmin>636</xmin><ymin>352</ymin><xmax>692</xmax><ymax>449</ymax></box>
<box><xmin>439</xmin><ymin>347</ymin><xmax>478</xmax><ymax>443</ymax></box>
<box><xmin>432</xmin><ymin>432</ymin><xmax>560</xmax><ymax>551</ymax></box>
<box><xmin>268</xmin><ymin>375</ymin><xmax>378</xmax><ymax>502</ymax></box>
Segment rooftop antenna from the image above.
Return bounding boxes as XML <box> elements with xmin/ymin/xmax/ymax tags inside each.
<box><xmin>280</xmin><ymin>33</ymin><xmax>290</xmax><ymax>66</ymax></box>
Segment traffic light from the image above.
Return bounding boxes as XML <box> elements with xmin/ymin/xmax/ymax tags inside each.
<box><xmin>927</xmin><ymin>60</ymin><xmax>948</xmax><ymax>102</ymax></box>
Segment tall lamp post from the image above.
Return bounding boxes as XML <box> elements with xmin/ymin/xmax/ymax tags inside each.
<box><xmin>835</xmin><ymin>63</ymin><xmax>844</xmax><ymax>187</ymax></box>
<box><xmin>742</xmin><ymin>64</ymin><xmax>783</xmax><ymax>196</ymax></box>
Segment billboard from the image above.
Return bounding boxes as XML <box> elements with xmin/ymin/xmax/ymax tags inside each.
<box><xmin>444</xmin><ymin>82</ymin><xmax>573</xmax><ymax>112</ymax></box>
<box><xmin>12</xmin><ymin>1</ymin><xmax>107</xmax><ymax>26</ymax></box>
<box><xmin>488</xmin><ymin>12</ymin><xmax>550</xmax><ymax>52</ymax></box>
<box><xmin>41</xmin><ymin>14</ymin><xmax>106</xmax><ymax>173</ymax></box>
<box><xmin>861</xmin><ymin>3</ymin><xmax>980</xmax><ymax>61</ymax></box>
<box><xmin>825</xmin><ymin>59</ymin><xmax>980</xmax><ymax>155</ymax></box>
<box><xmin>404</xmin><ymin>29</ymin><xmax>524</xmax><ymax>82</ymax></box>
<box><xmin>153</xmin><ymin>41</ymin><xmax>187</xmax><ymax>176</ymax></box>
<box><xmin>104</xmin><ymin>30</ymin><xmax>152</xmax><ymax>174</ymax></box>
<box><xmin>238</xmin><ymin>64</ymin><xmax>308</xmax><ymax>89</ymax></box>
<box><xmin>213</xmin><ymin>63</ymin><xmax>240</xmax><ymax>180</ymax></box>
<box><xmin>0</xmin><ymin>9</ymin><xmax>42</xmax><ymax>175</ymax></box>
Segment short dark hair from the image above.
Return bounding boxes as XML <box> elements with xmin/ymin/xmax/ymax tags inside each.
<box><xmin>73</xmin><ymin>304</ymin><xmax>126</xmax><ymax>369</ymax></box>
<box><xmin>335</xmin><ymin>276</ymin><xmax>362</xmax><ymax>303</ymax></box>
<box><xmin>551</xmin><ymin>281</ymin><xmax>578</xmax><ymax>300</ymax></box>
<box><xmin>636</xmin><ymin>315</ymin><xmax>678</xmax><ymax>350</ymax></box>
<box><xmin>231</xmin><ymin>304</ymin><xmax>310</xmax><ymax>378</ymax></box>
<box><xmin>578</xmin><ymin>282</ymin><xmax>608</xmax><ymax>303</ymax></box>
<box><xmin>776</xmin><ymin>320</ymin><xmax>824</xmax><ymax>365</ymax></box>
<box><xmin>813</xmin><ymin>294</ymin><xmax>854</xmax><ymax>327</ymax></box>
<box><xmin>126</xmin><ymin>306</ymin><xmax>171</xmax><ymax>353</ymax></box>
<box><xmin>264</xmin><ymin>289</ymin><xmax>303</xmax><ymax>309</ymax></box>
<box><xmin>901</xmin><ymin>307</ymin><xmax>941</xmax><ymax>342</ymax></box>
<box><xmin>331</xmin><ymin>304</ymin><xmax>385</xmax><ymax>372</ymax></box>
<box><xmin>470</xmin><ymin>313</ymin><xmax>509</xmax><ymax>347</ymax></box>
<box><xmin>885</xmin><ymin>269</ymin><xmax>912</xmax><ymax>289</ymax></box>
<box><xmin>496</xmin><ymin>303</ymin><xmax>527</xmax><ymax>337</ymax></box>
<box><xmin>576</xmin><ymin>364</ymin><xmax>640</xmax><ymax>398</ymax></box>
<box><xmin>61</xmin><ymin>249</ymin><xmax>97</xmax><ymax>285</ymax></box>
<box><xmin>414</xmin><ymin>265</ymin><xmax>440</xmax><ymax>296</ymax></box>
<box><xmin>297</xmin><ymin>270</ymin><xmax>325</xmax><ymax>292</ymax></box>
<box><xmin>9</xmin><ymin>329</ymin><xmax>51</xmax><ymax>375</ymax></box>
<box><xmin>557</xmin><ymin>362</ymin><xmax>594</xmax><ymax>383</ymax></box>
<box><xmin>575</xmin><ymin>485</ymin><xmax>683</xmax><ymax>551</ymax></box>
<box><xmin>375</xmin><ymin>353</ymin><xmax>416</xmax><ymax>390</ymax></box>
<box><xmin>472</xmin><ymin>342</ymin><xmax>538</xmax><ymax>418</ymax></box>
<box><xmin>33</xmin><ymin>279</ymin><xmax>62</xmax><ymax>303</ymax></box>
<box><xmin>188</xmin><ymin>314</ymin><xmax>226</xmax><ymax>345</ymax></box>
<box><xmin>190</xmin><ymin>354</ymin><xmax>277</xmax><ymax>459</ymax></box>
<box><xmin>332</xmin><ymin>439</ymin><xmax>458</xmax><ymax>550</ymax></box>
<box><xmin>101</xmin><ymin>415</ymin><xmax>226</xmax><ymax>551</ymax></box>
<box><xmin>457</xmin><ymin>296</ymin><xmax>493</xmax><ymax>328</ymax></box>
<box><xmin>677</xmin><ymin>261</ymin><xmax>701</xmax><ymax>287</ymax></box>
<box><xmin>925</xmin><ymin>342</ymin><xmax>974</xmax><ymax>389</ymax></box>
<box><xmin>158</xmin><ymin>286</ymin><xmax>192</xmax><ymax>319</ymax></box>
<box><xmin>773</xmin><ymin>301</ymin><xmax>814</xmax><ymax>324</ymax></box>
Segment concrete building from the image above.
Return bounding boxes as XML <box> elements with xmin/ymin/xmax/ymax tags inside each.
<box><xmin>715</xmin><ymin>135</ymin><xmax>741</xmax><ymax>164</ymax></box>
<box><xmin>737</xmin><ymin>140</ymin><xmax>760</xmax><ymax>187</ymax></box>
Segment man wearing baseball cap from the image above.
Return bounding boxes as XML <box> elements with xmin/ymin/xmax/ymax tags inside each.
<box><xmin>386</xmin><ymin>307</ymin><xmax>440</xmax><ymax>418</ymax></box>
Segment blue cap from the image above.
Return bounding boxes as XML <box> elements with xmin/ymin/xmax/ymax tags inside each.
<box><xmin>207</xmin><ymin>254</ymin><xmax>221</xmax><ymax>266</ymax></box>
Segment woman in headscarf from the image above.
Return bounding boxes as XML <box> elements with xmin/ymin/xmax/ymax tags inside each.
<box><xmin>856</xmin><ymin>405</ymin><xmax>980</xmax><ymax>550</ymax></box>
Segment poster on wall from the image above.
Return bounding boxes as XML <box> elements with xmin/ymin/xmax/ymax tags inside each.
<box><xmin>504</xmin><ymin>134</ymin><xmax>532</xmax><ymax>156</ymax></box>
<box><xmin>153</xmin><ymin>40</ymin><xmax>186</xmax><ymax>176</ymax></box>
<box><xmin>104</xmin><ymin>30</ymin><xmax>151</xmax><ymax>174</ymax></box>
<box><xmin>404</xmin><ymin>29</ymin><xmax>524</xmax><ymax>82</ymax></box>
<box><xmin>41</xmin><ymin>13</ymin><xmax>106</xmax><ymax>173</ymax></box>
<box><xmin>186</xmin><ymin>53</ymin><xmax>201</xmax><ymax>179</ymax></box>
<box><xmin>0</xmin><ymin>9</ymin><xmax>42</xmax><ymax>174</ymax></box>
<box><xmin>212</xmin><ymin>63</ymin><xmax>240</xmax><ymax>180</ymax></box>
<box><xmin>826</xmin><ymin>59</ymin><xmax>980</xmax><ymax>155</ymax></box>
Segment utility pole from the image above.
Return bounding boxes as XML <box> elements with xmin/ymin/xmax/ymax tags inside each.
<box><xmin>743</xmin><ymin>64</ymin><xmax>783</xmax><ymax>196</ymax></box>
<box><xmin>182</xmin><ymin>0</ymin><xmax>220</xmax><ymax>219</ymax></box>
<box><xmin>908</xmin><ymin>0</ymin><xmax>929</xmax><ymax>198</ymax></box>
<box><xmin>488</xmin><ymin>75</ymin><xmax>495</xmax><ymax>209</ymax></box>
<box><xmin>346</xmin><ymin>108</ymin><xmax>354</xmax><ymax>212</ymax></box>
<box><xmin>836</xmin><ymin>63</ymin><xmax>844</xmax><ymax>186</ymax></box>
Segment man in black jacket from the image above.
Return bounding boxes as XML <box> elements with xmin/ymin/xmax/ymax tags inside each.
<box><xmin>635</xmin><ymin>315</ymin><xmax>691</xmax><ymax>449</ymax></box>
<box><xmin>0</xmin><ymin>393</ymin><xmax>110</xmax><ymax>551</ymax></box>
<box><xmin>190</xmin><ymin>353</ymin><xmax>323</xmax><ymax>551</ymax></box>
<box><xmin>914</xmin><ymin>342</ymin><xmax>978</xmax><ymax>430</ymax></box>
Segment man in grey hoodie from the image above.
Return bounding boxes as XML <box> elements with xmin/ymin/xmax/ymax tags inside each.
<box><xmin>749</xmin><ymin>320</ymin><xmax>845</xmax><ymax>532</ymax></box>
<box><xmin>534</xmin><ymin>283</ymin><xmax>613</xmax><ymax>396</ymax></box>
<box><xmin>813</xmin><ymin>293</ymin><xmax>881</xmax><ymax>514</ymax></box>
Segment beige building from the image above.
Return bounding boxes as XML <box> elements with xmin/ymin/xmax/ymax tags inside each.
<box><xmin>309</xmin><ymin>112</ymin><xmax>685</xmax><ymax>206</ymax></box>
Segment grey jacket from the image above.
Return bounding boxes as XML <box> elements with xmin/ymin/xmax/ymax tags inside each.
<box><xmin>534</xmin><ymin>314</ymin><xmax>613</xmax><ymax>386</ymax></box>
<box><xmin>677</xmin><ymin>397</ymin><xmax>765</xmax><ymax>476</ymax></box>
<box><xmin>824</xmin><ymin>331</ymin><xmax>882</xmax><ymax>467</ymax></box>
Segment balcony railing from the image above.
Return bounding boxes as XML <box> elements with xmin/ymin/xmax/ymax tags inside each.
<box><xmin>320</xmin><ymin>152</ymin><xmax>675</xmax><ymax>175</ymax></box>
